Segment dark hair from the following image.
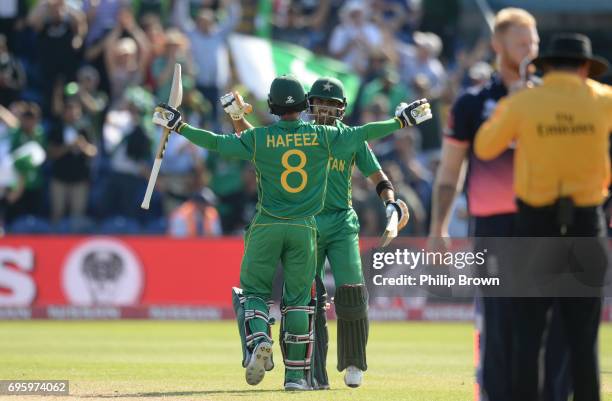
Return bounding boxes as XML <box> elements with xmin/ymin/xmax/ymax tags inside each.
<box><xmin>543</xmin><ymin>57</ymin><xmax>588</xmax><ymax>71</ymax></box>
<box><xmin>267</xmin><ymin>99</ymin><xmax>308</xmax><ymax>116</ymax></box>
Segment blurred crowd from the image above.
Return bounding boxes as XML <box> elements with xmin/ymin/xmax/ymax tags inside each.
<box><xmin>0</xmin><ymin>0</ymin><xmax>488</xmax><ymax>237</ymax></box>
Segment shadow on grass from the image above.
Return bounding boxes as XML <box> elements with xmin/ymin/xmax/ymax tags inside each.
<box><xmin>82</xmin><ymin>389</ymin><xmax>341</xmax><ymax>397</ymax></box>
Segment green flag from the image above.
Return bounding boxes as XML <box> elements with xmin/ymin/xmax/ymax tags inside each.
<box><xmin>228</xmin><ymin>34</ymin><xmax>360</xmax><ymax>113</ymax></box>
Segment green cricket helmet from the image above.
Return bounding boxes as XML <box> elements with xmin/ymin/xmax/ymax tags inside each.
<box><xmin>267</xmin><ymin>75</ymin><xmax>308</xmax><ymax>116</ymax></box>
<box><xmin>307</xmin><ymin>77</ymin><xmax>347</xmax><ymax>122</ymax></box>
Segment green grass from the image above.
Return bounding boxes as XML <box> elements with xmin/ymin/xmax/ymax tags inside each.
<box><xmin>0</xmin><ymin>321</ymin><xmax>610</xmax><ymax>400</ymax></box>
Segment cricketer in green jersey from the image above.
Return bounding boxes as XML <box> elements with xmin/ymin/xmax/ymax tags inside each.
<box><xmin>154</xmin><ymin>75</ymin><xmax>431</xmax><ymax>391</ymax></box>
<box><xmin>221</xmin><ymin>77</ymin><xmax>426</xmax><ymax>390</ymax></box>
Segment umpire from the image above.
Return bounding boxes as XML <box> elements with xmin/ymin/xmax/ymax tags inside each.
<box><xmin>475</xmin><ymin>33</ymin><xmax>611</xmax><ymax>401</ymax></box>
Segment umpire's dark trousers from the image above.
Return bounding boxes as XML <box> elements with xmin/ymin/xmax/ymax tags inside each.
<box><xmin>511</xmin><ymin>200</ymin><xmax>606</xmax><ymax>401</ymax></box>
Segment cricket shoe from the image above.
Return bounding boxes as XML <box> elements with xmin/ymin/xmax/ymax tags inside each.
<box><xmin>245</xmin><ymin>342</ymin><xmax>272</xmax><ymax>385</ymax></box>
<box><xmin>344</xmin><ymin>366</ymin><xmax>363</xmax><ymax>388</ymax></box>
<box><xmin>264</xmin><ymin>354</ymin><xmax>274</xmax><ymax>371</ymax></box>
<box><xmin>284</xmin><ymin>378</ymin><xmax>312</xmax><ymax>391</ymax></box>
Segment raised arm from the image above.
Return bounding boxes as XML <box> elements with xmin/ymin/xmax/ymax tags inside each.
<box><xmin>67</xmin><ymin>5</ymin><xmax>87</xmax><ymax>50</ymax></box>
<box><xmin>119</xmin><ymin>10</ymin><xmax>152</xmax><ymax>77</ymax></box>
<box><xmin>332</xmin><ymin>99</ymin><xmax>432</xmax><ymax>152</ymax></box>
<box><xmin>102</xmin><ymin>26</ymin><xmax>122</xmax><ymax>76</ymax></box>
<box><xmin>217</xmin><ymin>0</ymin><xmax>242</xmax><ymax>38</ymax></box>
<box><xmin>220</xmin><ymin>91</ymin><xmax>254</xmax><ymax>135</ymax></box>
<box><xmin>152</xmin><ymin>103</ymin><xmax>254</xmax><ymax>160</ymax></box>
<box><xmin>27</xmin><ymin>0</ymin><xmax>48</xmax><ymax>32</ymax></box>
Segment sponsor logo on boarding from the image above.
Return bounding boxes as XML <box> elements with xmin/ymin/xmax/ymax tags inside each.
<box><xmin>62</xmin><ymin>238</ymin><xmax>144</xmax><ymax>306</ymax></box>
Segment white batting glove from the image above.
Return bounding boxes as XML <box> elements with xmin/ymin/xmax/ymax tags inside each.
<box><xmin>220</xmin><ymin>92</ymin><xmax>250</xmax><ymax>121</ymax></box>
<box><xmin>395</xmin><ymin>98</ymin><xmax>433</xmax><ymax>128</ymax></box>
<box><xmin>152</xmin><ymin>103</ymin><xmax>185</xmax><ymax>131</ymax></box>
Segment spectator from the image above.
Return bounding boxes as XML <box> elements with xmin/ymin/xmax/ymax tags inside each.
<box><xmin>173</xmin><ymin>0</ymin><xmax>241</xmax><ymax>122</ymax></box>
<box><xmin>359</xmin><ymin>66</ymin><xmax>411</xmax><ymax>118</ymax></box>
<box><xmin>399</xmin><ymin>31</ymin><xmax>446</xmax><ymax>99</ymax></box>
<box><xmin>468</xmin><ymin>61</ymin><xmax>493</xmax><ymax>87</ymax></box>
<box><xmin>4</xmin><ymin>102</ymin><xmax>46</xmax><ymax>224</ymax></box>
<box><xmin>157</xmin><ymin>78</ymin><xmax>207</xmax><ymax>215</ymax></box>
<box><xmin>419</xmin><ymin>0</ymin><xmax>460</xmax><ymax>63</ymax></box>
<box><xmin>391</xmin><ymin>130</ymin><xmax>433</xmax><ymax>220</ymax></box>
<box><xmin>158</xmin><ymin>131</ymin><xmax>207</xmax><ymax>215</ymax></box>
<box><xmin>133</xmin><ymin>0</ymin><xmax>173</xmax><ymax>25</ymax></box>
<box><xmin>47</xmin><ymin>98</ymin><xmax>97</xmax><ymax>223</ymax></box>
<box><xmin>0</xmin><ymin>103</ymin><xmax>18</xmax><ymax>228</ymax></box>
<box><xmin>181</xmin><ymin>76</ymin><xmax>212</xmax><ymax>128</ymax></box>
<box><xmin>83</xmin><ymin>0</ymin><xmax>127</xmax><ymax>47</ymax></box>
<box><xmin>101</xmin><ymin>86</ymin><xmax>153</xmax><ymax>219</ymax></box>
<box><xmin>350</xmin><ymin>173</ymin><xmax>383</xmax><ymax>237</ymax></box>
<box><xmin>221</xmin><ymin>164</ymin><xmax>258</xmax><ymax>234</ymax></box>
<box><xmin>360</xmin><ymin>94</ymin><xmax>390</xmax><ymax>124</ymax></box>
<box><xmin>168</xmin><ymin>187</ymin><xmax>222</xmax><ymax>237</ymax></box>
<box><xmin>0</xmin><ymin>0</ymin><xmax>28</xmax><ymax>52</ymax></box>
<box><xmin>27</xmin><ymin>0</ymin><xmax>87</xmax><ymax>116</ymax></box>
<box><xmin>74</xmin><ymin>65</ymin><xmax>108</xmax><ymax>143</ymax></box>
<box><xmin>140</xmin><ymin>13</ymin><xmax>166</xmax><ymax>85</ymax></box>
<box><xmin>398</xmin><ymin>31</ymin><xmax>446</xmax><ymax>151</ymax></box>
<box><xmin>206</xmin><ymin>149</ymin><xmax>248</xmax><ymax>233</ymax></box>
<box><xmin>381</xmin><ymin>160</ymin><xmax>427</xmax><ymax>235</ymax></box>
<box><xmin>103</xmin><ymin>7</ymin><xmax>151</xmax><ymax>106</ymax></box>
<box><xmin>151</xmin><ymin>29</ymin><xmax>194</xmax><ymax>102</ymax></box>
<box><xmin>370</xmin><ymin>0</ymin><xmax>406</xmax><ymax>33</ymax></box>
<box><xmin>271</xmin><ymin>0</ymin><xmax>331</xmax><ymax>50</ymax></box>
<box><xmin>82</xmin><ymin>1</ymin><xmax>132</xmax><ymax>96</ymax></box>
<box><xmin>0</xmin><ymin>34</ymin><xmax>25</xmax><ymax>106</ymax></box>
<box><xmin>329</xmin><ymin>1</ymin><xmax>383</xmax><ymax>76</ymax></box>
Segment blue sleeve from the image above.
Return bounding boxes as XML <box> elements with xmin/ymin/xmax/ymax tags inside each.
<box><xmin>445</xmin><ymin>91</ymin><xmax>478</xmax><ymax>144</ymax></box>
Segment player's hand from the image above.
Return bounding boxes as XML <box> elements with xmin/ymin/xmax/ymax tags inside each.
<box><xmin>385</xmin><ymin>199</ymin><xmax>409</xmax><ymax>231</ymax></box>
<box><xmin>153</xmin><ymin>103</ymin><xmax>184</xmax><ymax>131</ymax></box>
<box><xmin>220</xmin><ymin>91</ymin><xmax>252</xmax><ymax>121</ymax></box>
<box><xmin>380</xmin><ymin>199</ymin><xmax>409</xmax><ymax>247</ymax></box>
<box><xmin>395</xmin><ymin>98</ymin><xmax>432</xmax><ymax>128</ymax></box>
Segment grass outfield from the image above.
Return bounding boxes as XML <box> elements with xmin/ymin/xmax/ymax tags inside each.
<box><xmin>0</xmin><ymin>321</ymin><xmax>610</xmax><ymax>401</ymax></box>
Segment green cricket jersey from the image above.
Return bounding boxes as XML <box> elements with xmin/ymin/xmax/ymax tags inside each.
<box><xmin>178</xmin><ymin>117</ymin><xmax>401</xmax><ymax>219</ymax></box>
<box><xmin>323</xmin><ymin>120</ymin><xmax>381</xmax><ymax>213</ymax></box>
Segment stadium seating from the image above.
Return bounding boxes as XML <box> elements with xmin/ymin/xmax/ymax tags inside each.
<box><xmin>8</xmin><ymin>215</ymin><xmax>52</xmax><ymax>234</ymax></box>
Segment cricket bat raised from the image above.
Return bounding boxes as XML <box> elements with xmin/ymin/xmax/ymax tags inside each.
<box><xmin>141</xmin><ymin>63</ymin><xmax>183</xmax><ymax>210</ymax></box>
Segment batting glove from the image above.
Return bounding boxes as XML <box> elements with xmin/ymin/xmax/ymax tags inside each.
<box><xmin>220</xmin><ymin>92</ymin><xmax>250</xmax><ymax>121</ymax></box>
<box><xmin>385</xmin><ymin>199</ymin><xmax>410</xmax><ymax>231</ymax></box>
<box><xmin>395</xmin><ymin>98</ymin><xmax>433</xmax><ymax>128</ymax></box>
<box><xmin>153</xmin><ymin>103</ymin><xmax>185</xmax><ymax>131</ymax></box>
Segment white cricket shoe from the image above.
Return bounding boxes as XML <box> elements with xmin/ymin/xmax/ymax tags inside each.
<box><xmin>264</xmin><ymin>354</ymin><xmax>274</xmax><ymax>371</ymax></box>
<box><xmin>344</xmin><ymin>365</ymin><xmax>363</xmax><ymax>388</ymax></box>
<box><xmin>245</xmin><ymin>342</ymin><xmax>272</xmax><ymax>385</ymax></box>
